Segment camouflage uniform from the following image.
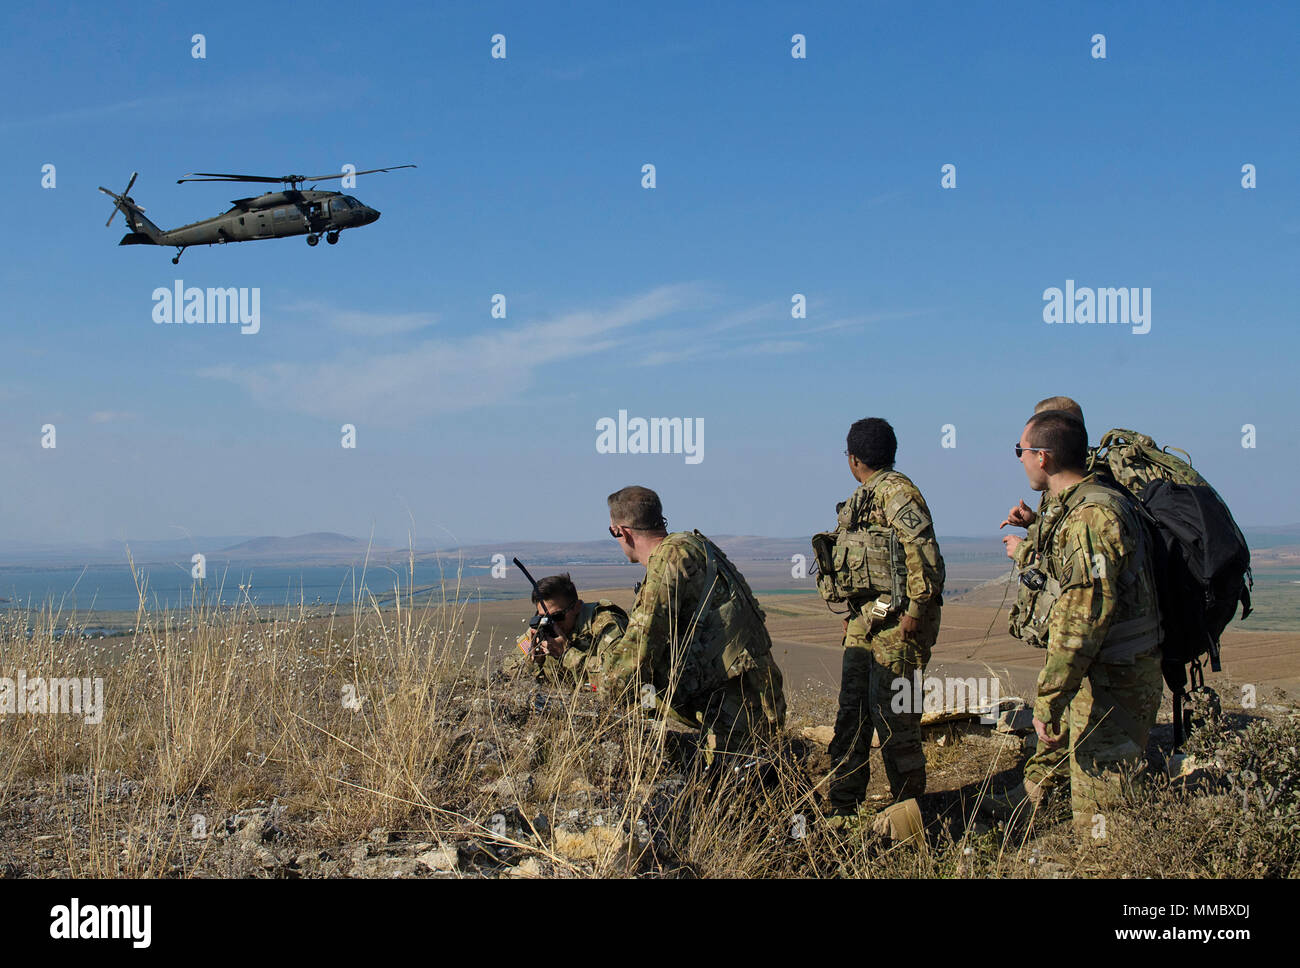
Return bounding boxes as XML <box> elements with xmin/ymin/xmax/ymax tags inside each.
<box><xmin>503</xmin><ymin>600</ymin><xmax>628</xmax><ymax>688</ymax></box>
<box><xmin>600</xmin><ymin>531</ymin><xmax>786</xmax><ymax>765</ymax></box>
<box><xmin>1007</xmin><ymin>491</ymin><xmax>1072</xmax><ymax>796</ymax></box>
<box><xmin>827</xmin><ymin>468</ymin><xmax>945</xmax><ymax>811</ymax></box>
<box><xmin>1033</xmin><ymin>475</ymin><xmax>1163</xmax><ymax>830</ymax></box>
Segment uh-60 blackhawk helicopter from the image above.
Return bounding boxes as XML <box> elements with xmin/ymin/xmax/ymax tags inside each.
<box><xmin>99</xmin><ymin>165</ymin><xmax>415</xmax><ymax>264</ymax></box>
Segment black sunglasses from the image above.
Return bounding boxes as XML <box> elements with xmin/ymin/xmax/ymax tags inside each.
<box><xmin>608</xmin><ymin>518</ymin><xmax>667</xmax><ymax>538</ymax></box>
<box><xmin>1014</xmin><ymin>444</ymin><xmax>1053</xmax><ymax>458</ymax></box>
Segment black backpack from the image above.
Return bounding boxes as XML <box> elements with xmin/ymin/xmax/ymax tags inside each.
<box><xmin>1136</xmin><ymin>480</ymin><xmax>1253</xmax><ymax>743</ymax></box>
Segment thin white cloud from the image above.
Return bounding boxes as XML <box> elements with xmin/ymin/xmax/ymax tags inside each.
<box><xmin>201</xmin><ymin>284</ymin><xmax>703</xmax><ymax>423</ymax></box>
<box><xmin>283</xmin><ymin>300</ymin><xmax>438</xmax><ymax>336</ymax></box>
<box><xmin>744</xmin><ymin>340</ymin><xmax>805</xmax><ymax>355</ymax></box>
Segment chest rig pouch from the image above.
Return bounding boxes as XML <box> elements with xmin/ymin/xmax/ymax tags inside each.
<box><xmin>812</xmin><ymin>473</ymin><xmax>909</xmax><ymax>615</ymax></box>
<box><xmin>1008</xmin><ymin>482</ymin><xmax>1159</xmax><ymax>659</ymax></box>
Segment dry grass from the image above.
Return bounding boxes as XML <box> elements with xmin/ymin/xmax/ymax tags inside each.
<box><xmin>1</xmin><ymin>562</ymin><xmax>1296</xmax><ymax>878</ymax></box>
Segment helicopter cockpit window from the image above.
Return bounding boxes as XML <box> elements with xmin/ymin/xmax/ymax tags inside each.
<box><xmin>273</xmin><ymin>208</ymin><xmax>288</xmax><ymax>221</ymax></box>
<box><xmin>331</xmin><ymin>198</ymin><xmax>352</xmax><ymax>213</ymax></box>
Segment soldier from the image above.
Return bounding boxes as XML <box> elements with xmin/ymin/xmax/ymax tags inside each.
<box><xmin>999</xmin><ymin>395</ymin><xmax>1086</xmax><ymax>804</ymax></box>
<box><xmin>598</xmin><ymin>485</ymin><xmax>786</xmax><ymax>766</ymax></box>
<box><xmin>822</xmin><ymin>418</ymin><xmax>945</xmax><ymax>816</ymax></box>
<box><xmin>1013</xmin><ymin>410</ymin><xmax>1163</xmax><ymax>834</ymax></box>
<box><xmin>503</xmin><ymin>573</ymin><xmax>628</xmax><ymax>688</ymax></box>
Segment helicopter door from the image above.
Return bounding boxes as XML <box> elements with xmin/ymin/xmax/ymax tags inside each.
<box><xmin>254</xmin><ymin>210</ymin><xmax>273</xmax><ymax>238</ymax></box>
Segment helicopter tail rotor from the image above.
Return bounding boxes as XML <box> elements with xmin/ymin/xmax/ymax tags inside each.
<box><xmin>99</xmin><ymin>173</ymin><xmax>163</xmax><ymax>244</ymax></box>
<box><xmin>99</xmin><ymin>172</ymin><xmax>146</xmax><ymax>227</ymax></box>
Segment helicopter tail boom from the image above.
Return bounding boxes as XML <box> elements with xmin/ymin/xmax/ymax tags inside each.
<box><xmin>99</xmin><ymin>174</ymin><xmax>164</xmax><ymax>243</ymax></box>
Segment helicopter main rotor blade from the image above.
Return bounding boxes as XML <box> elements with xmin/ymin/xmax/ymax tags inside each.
<box><xmin>303</xmin><ymin>164</ymin><xmax>418</xmax><ymax>183</ymax></box>
<box><xmin>177</xmin><ymin>173</ymin><xmax>286</xmax><ymax>184</ymax></box>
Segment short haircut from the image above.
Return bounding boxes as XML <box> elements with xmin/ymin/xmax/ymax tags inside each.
<box><xmin>532</xmin><ymin>573</ymin><xmax>578</xmax><ymax>608</ymax></box>
<box><xmin>1034</xmin><ymin>395</ymin><xmax>1085</xmax><ymax>425</ymax></box>
<box><xmin>607</xmin><ymin>485</ymin><xmax>667</xmax><ymax>531</ymax></box>
<box><xmin>1025</xmin><ymin>410</ymin><xmax>1089</xmax><ymax>472</ymax></box>
<box><xmin>846</xmin><ymin>417</ymin><xmax>897</xmax><ymax>469</ymax></box>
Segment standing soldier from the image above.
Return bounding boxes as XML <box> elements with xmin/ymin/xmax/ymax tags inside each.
<box><xmin>1000</xmin><ymin>395</ymin><xmax>1087</xmax><ymax>805</ymax></box>
<box><xmin>598</xmin><ymin>486</ymin><xmax>786</xmax><ymax>767</ymax></box>
<box><xmin>816</xmin><ymin>418</ymin><xmax>945</xmax><ymax>816</ymax></box>
<box><xmin>1012</xmin><ymin>410</ymin><xmax>1163</xmax><ymax>835</ymax></box>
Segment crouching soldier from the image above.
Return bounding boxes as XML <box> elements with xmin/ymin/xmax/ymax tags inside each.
<box><xmin>599</xmin><ymin>485</ymin><xmax>786</xmax><ymax>767</ymax></box>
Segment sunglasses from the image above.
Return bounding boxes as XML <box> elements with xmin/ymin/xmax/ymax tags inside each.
<box><xmin>608</xmin><ymin>518</ymin><xmax>666</xmax><ymax>538</ymax></box>
<box><xmin>1014</xmin><ymin>444</ymin><xmax>1053</xmax><ymax>458</ymax></box>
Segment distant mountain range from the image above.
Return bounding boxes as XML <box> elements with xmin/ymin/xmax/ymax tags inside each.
<box><xmin>3</xmin><ymin>527</ymin><xmax>1297</xmax><ymax>569</ymax></box>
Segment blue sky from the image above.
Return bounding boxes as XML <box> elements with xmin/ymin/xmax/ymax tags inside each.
<box><xmin>2</xmin><ymin>1</ymin><xmax>1297</xmax><ymax>549</ymax></box>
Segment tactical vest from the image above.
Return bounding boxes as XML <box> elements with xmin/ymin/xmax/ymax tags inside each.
<box><xmin>580</xmin><ymin>600</ymin><xmax>627</xmax><ymax>635</ymax></box>
<box><xmin>1010</xmin><ymin>481</ymin><xmax>1162</xmax><ymax>661</ymax></box>
<box><xmin>812</xmin><ymin>471</ymin><xmax>910</xmax><ymax>612</ymax></box>
<box><xmin>669</xmin><ymin>530</ymin><xmax>773</xmax><ymax>702</ymax></box>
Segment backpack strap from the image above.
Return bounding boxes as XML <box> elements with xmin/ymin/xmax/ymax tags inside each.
<box><xmin>847</xmin><ymin>468</ymin><xmax>902</xmax><ymax>524</ymax></box>
<box><xmin>1048</xmin><ymin>480</ymin><xmax>1162</xmax><ymax>662</ymax></box>
<box><xmin>684</xmin><ymin>531</ymin><xmax>720</xmax><ymax>646</ymax></box>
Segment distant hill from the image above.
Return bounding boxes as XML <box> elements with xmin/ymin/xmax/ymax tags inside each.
<box><xmin>1243</xmin><ymin>525</ymin><xmax>1300</xmax><ymax>551</ymax></box>
<box><xmin>4</xmin><ymin>526</ymin><xmax>1296</xmax><ymax>570</ymax></box>
<box><xmin>217</xmin><ymin>533</ymin><xmax>390</xmax><ymax>562</ymax></box>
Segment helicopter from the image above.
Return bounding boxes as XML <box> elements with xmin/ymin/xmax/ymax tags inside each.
<box><xmin>99</xmin><ymin>165</ymin><xmax>416</xmax><ymax>264</ymax></box>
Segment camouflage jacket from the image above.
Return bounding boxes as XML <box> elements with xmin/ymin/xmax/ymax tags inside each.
<box><xmin>1013</xmin><ymin>446</ymin><xmax>1099</xmax><ymax>570</ymax></box>
<box><xmin>600</xmin><ymin>531</ymin><xmax>774</xmax><ymax>713</ymax></box>
<box><xmin>1014</xmin><ymin>492</ymin><xmax>1060</xmax><ymax>570</ymax></box>
<box><xmin>837</xmin><ymin>468</ymin><xmax>945</xmax><ymax>618</ymax></box>
<box><xmin>1034</xmin><ymin>475</ymin><xmax>1162</xmax><ymax>728</ymax></box>
<box><xmin>511</xmin><ymin>601</ymin><xmax>628</xmax><ymax>685</ymax></box>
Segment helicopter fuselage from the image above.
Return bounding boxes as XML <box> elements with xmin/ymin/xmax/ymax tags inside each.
<box><xmin>139</xmin><ymin>190</ymin><xmax>379</xmax><ymax>248</ymax></box>
<box><xmin>103</xmin><ymin>167</ymin><xmax>410</xmax><ymax>263</ymax></box>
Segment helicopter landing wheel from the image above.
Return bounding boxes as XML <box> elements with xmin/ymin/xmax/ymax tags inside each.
<box><xmin>306</xmin><ymin>234</ymin><xmax>320</xmax><ymax>246</ymax></box>
<box><xmin>326</xmin><ymin>232</ymin><xmax>339</xmax><ymax>245</ymax></box>
<box><xmin>172</xmin><ymin>246</ymin><xmax>186</xmax><ymax>265</ymax></box>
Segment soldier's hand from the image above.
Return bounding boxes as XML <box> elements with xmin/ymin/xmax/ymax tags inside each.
<box><xmin>541</xmin><ymin>629</ymin><xmax>569</xmax><ymax>657</ymax></box>
<box><xmin>1033</xmin><ymin>716</ymin><xmax>1064</xmax><ymax>749</ymax></box>
<box><xmin>1000</xmin><ymin>500</ymin><xmax>1037</xmax><ymax>529</ymax></box>
<box><xmin>1001</xmin><ymin>534</ymin><xmax>1023</xmax><ymax>560</ymax></box>
<box><xmin>899</xmin><ymin>613</ymin><xmax>921</xmax><ymax>640</ymax></box>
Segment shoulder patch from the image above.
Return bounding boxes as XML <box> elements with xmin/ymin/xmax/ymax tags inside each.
<box><xmin>881</xmin><ymin>480</ymin><xmax>930</xmax><ymax>539</ymax></box>
<box><xmin>892</xmin><ymin>500</ymin><xmax>931</xmax><ymax>539</ymax></box>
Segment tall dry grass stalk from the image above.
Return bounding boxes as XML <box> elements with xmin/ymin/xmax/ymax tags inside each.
<box><xmin>1</xmin><ymin>555</ymin><xmax>1295</xmax><ymax>878</ymax></box>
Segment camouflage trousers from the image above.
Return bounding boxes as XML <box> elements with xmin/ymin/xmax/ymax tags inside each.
<box><xmin>1024</xmin><ymin>724</ymin><xmax>1071</xmax><ymax>795</ymax></box>
<box><xmin>827</xmin><ymin>614</ymin><xmax>936</xmax><ymax>811</ymax></box>
<box><xmin>682</xmin><ymin>652</ymin><xmax>787</xmax><ymax>769</ymax></box>
<box><xmin>1063</xmin><ymin>650</ymin><xmax>1163</xmax><ymax>833</ymax></box>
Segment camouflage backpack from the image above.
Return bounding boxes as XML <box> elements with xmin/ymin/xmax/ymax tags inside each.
<box><xmin>1089</xmin><ymin>428</ymin><xmax>1208</xmax><ymax>491</ymax></box>
<box><xmin>1089</xmin><ymin>428</ymin><xmax>1253</xmax><ymax>744</ymax></box>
